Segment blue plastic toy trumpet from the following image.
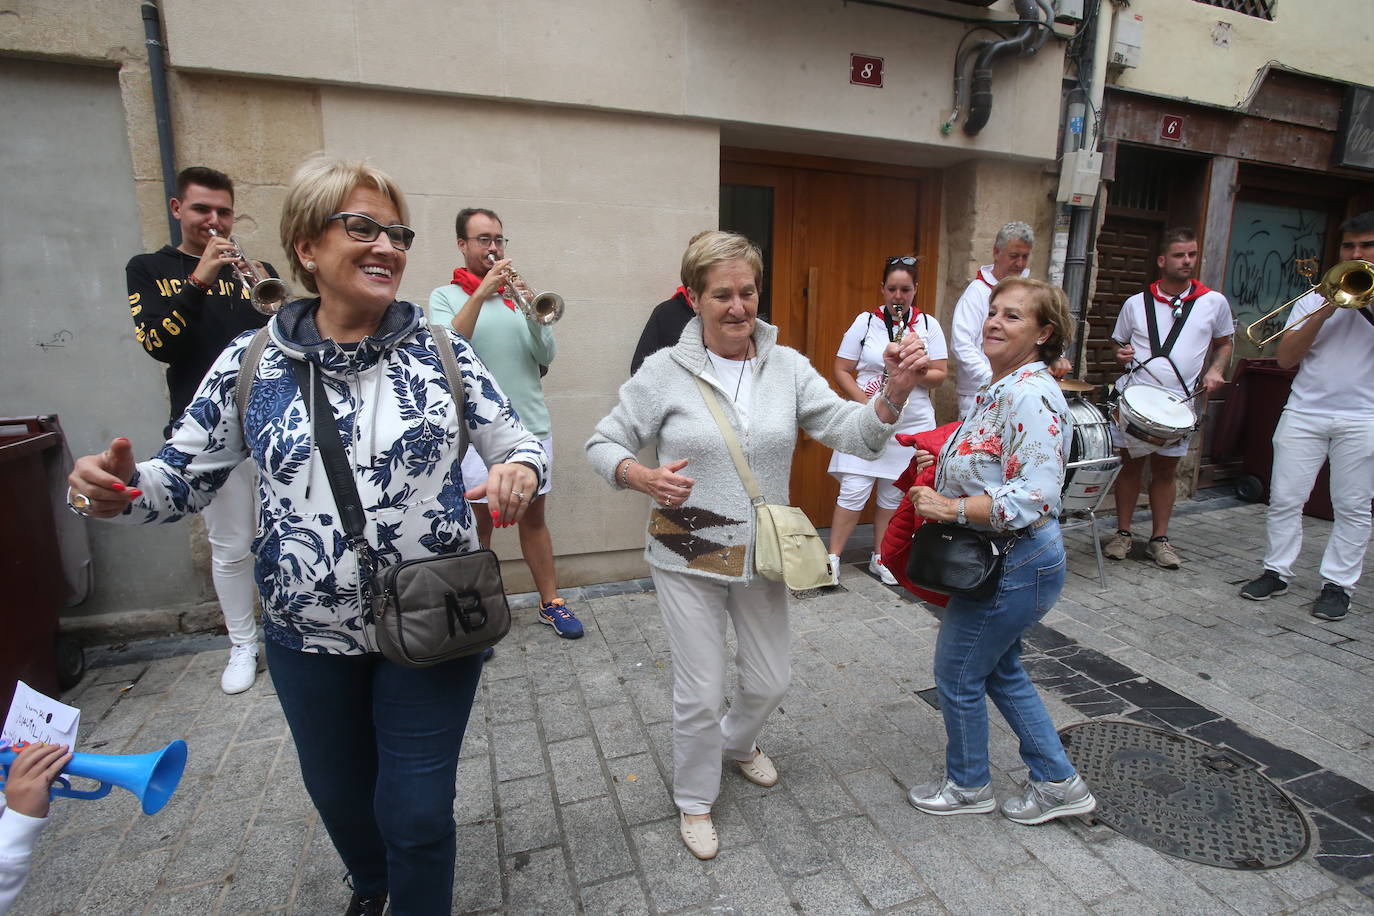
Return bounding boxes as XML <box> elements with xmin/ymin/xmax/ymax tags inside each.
<box><xmin>0</xmin><ymin>739</ymin><xmax>188</xmax><ymax>815</ymax></box>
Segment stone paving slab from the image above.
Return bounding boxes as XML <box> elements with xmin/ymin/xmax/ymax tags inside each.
<box><xmin>8</xmin><ymin>498</ymin><xmax>1374</xmax><ymax>914</ymax></box>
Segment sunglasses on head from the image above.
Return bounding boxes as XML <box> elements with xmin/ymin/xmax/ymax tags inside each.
<box><xmin>886</xmin><ymin>256</ymin><xmax>919</xmax><ymax>267</ymax></box>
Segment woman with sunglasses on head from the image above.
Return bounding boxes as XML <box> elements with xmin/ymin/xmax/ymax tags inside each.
<box><xmin>66</xmin><ymin>155</ymin><xmax>547</xmax><ymax>916</ymax></box>
<box><xmin>825</xmin><ymin>255</ymin><xmax>947</xmax><ymax>585</ymax></box>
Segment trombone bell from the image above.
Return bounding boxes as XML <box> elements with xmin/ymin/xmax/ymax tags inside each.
<box><xmin>1245</xmin><ymin>259</ymin><xmax>1374</xmax><ymax>347</ymax></box>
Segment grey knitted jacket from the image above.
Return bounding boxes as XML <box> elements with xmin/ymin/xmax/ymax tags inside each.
<box><xmin>586</xmin><ymin>317</ymin><xmax>896</xmax><ymax>582</ymax></box>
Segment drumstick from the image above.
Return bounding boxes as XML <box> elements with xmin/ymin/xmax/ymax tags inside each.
<box><xmin>1113</xmin><ymin>340</ymin><xmax>1169</xmax><ymax>388</ymax></box>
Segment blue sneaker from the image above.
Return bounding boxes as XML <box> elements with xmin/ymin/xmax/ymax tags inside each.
<box><xmin>540</xmin><ymin>598</ymin><xmax>584</xmax><ymax>639</ymax></box>
<box><xmin>480</xmin><ymin>646</ymin><xmax>495</xmax><ymax>663</ymax></box>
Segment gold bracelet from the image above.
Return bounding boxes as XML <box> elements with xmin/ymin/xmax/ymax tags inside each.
<box><xmin>618</xmin><ymin>459</ymin><xmax>638</xmax><ymax>489</ymax></box>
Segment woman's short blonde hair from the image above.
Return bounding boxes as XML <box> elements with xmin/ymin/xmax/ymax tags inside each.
<box><xmin>991</xmin><ymin>277</ymin><xmax>1073</xmax><ymax>363</ymax></box>
<box><xmin>680</xmin><ymin>230</ymin><xmax>764</xmax><ymax>298</ymax></box>
<box><xmin>279</xmin><ymin>155</ymin><xmax>409</xmax><ymax>295</ymax></box>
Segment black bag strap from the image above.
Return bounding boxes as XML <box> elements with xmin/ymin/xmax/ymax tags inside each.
<box><xmin>1360</xmin><ymin>306</ymin><xmax>1374</xmax><ymax>330</ymax></box>
<box><xmin>289</xmin><ymin>327</ymin><xmax>471</xmax><ymax>599</ymax></box>
<box><xmin>236</xmin><ymin>326</ymin><xmax>273</xmax><ymax>435</ymax></box>
<box><xmin>1141</xmin><ymin>284</ymin><xmax>1197</xmax><ymax>359</ymax></box>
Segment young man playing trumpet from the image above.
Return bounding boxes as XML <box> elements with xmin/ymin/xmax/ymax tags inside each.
<box><xmin>428</xmin><ymin>208</ymin><xmax>582</xmax><ymax>639</ymax></box>
<box><xmin>124</xmin><ymin>166</ymin><xmax>280</xmax><ymax>694</ymax></box>
<box><xmin>1240</xmin><ymin>211</ymin><xmax>1374</xmax><ymax>621</ymax></box>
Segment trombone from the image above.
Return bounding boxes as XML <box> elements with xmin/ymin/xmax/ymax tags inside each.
<box><xmin>487</xmin><ymin>253</ymin><xmax>565</xmax><ymax>325</ymax></box>
<box><xmin>1245</xmin><ymin>260</ymin><xmax>1374</xmax><ymax>347</ymax></box>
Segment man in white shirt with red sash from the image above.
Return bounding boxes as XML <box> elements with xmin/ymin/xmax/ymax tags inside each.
<box><xmin>1104</xmin><ymin>228</ymin><xmax>1234</xmax><ymax>569</ymax></box>
<box><xmin>1240</xmin><ymin>211</ymin><xmax>1374</xmax><ymax>621</ymax></box>
<box><xmin>949</xmin><ymin>221</ymin><xmax>1033</xmax><ymax>415</ymax></box>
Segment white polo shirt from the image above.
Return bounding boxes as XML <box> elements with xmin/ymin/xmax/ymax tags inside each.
<box><xmin>950</xmin><ymin>265</ymin><xmax>1030</xmax><ymax>398</ymax></box>
<box><xmin>1111</xmin><ymin>282</ymin><xmax>1234</xmax><ymax>396</ymax></box>
<box><xmin>1285</xmin><ymin>291</ymin><xmax>1374</xmax><ymax>418</ymax></box>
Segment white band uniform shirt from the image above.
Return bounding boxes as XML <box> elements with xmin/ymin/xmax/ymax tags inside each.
<box><xmin>1283</xmin><ymin>291</ymin><xmax>1374</xmax><ymax>419</ymax></box>
<box><xmin>1110</xmin><ymin>284</ymin><xmax>1234</xmax><ymax>398</ymax></box>
<box><xmin>827</xmin><ymin>309</ymin><xmax>947</xmax><ymax>483</ymax></box>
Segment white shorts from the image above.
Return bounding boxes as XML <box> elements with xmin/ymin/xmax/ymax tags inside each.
<box><xmin>1109</xmin><ymin>421</ymin><xmax>1190</xmax><ymax>459</ymax></box>
<box><xmin>461</xmin><ymin>437</ymin><xmax>553</xmax><ymax>503</ymax></box>
<box><xmin>835</xmin><ymin>472</ymin><xmax>904</xmax><ymax>511</ymax></box>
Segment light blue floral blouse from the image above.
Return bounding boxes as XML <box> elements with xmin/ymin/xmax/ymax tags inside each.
<box><xmin>934</xmin><ymin>361</ymin><xmax>1070</xmax><ymax>531</ymax></box>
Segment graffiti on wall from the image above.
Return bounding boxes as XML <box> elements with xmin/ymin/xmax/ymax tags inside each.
<box><xmin>1225</xmin><ymin>202</ymin><xmax>1327</xmax><ymax>353</ymax></box>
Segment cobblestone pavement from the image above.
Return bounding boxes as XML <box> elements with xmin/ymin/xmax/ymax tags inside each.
<box><xmin>10</xmin><ymin>497</ymin><xmax>1374</xmax><ymax>915</ymax></box>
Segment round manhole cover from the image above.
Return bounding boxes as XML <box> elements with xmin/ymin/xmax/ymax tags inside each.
<box><xmin>1061</xmin><ymin>720</ymin><xmax>1310</xmax><ymax>869</ymax></box>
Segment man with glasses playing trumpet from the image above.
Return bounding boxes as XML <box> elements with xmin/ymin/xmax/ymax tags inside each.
<box><xmin>1239</xmin><ymin>211</ymin><xmax>1374</xmax><ymax>622</ymax></box>
<box><xmin>429</xmin><ymin>208</ymin><xmax>583</xmax><ymax>639</ymax></box>
<box><xmin>125</xmin><ymin>166</ymin><xmax>281</xmax><ymax>695</ymax></box>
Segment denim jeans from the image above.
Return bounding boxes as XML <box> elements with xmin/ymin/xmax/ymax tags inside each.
<box><xmin>936</xmin><ymin>519</ymin><xmax>1076</xmax><ymax>788</ymax></box>
<box><xmin>265</xmin><ymin>641</ymin><xmax>483</xmax><ymax>915</ymax></box>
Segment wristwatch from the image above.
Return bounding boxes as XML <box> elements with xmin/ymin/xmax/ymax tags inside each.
<box><xmin>956</xmin><ymin>497</ymin><xmax>968</xmax><ymax>526</ymax></box>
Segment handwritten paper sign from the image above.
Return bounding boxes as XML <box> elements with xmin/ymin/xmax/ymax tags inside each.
<box><xmin>2</xmin><ymin>681</ymin><xmax>80</xmax><ymax>749</ymax></box>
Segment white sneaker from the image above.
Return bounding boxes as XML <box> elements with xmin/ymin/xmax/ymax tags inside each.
<box><xmin>869</xmin><ymin>553</ymin><xmax>897</xmax><ymax>586</ymax></box>
<box><xmin>220</xmin><ymin>643</ymin><xmax>259</xmax><ymax>695</ymax></box>
<box><xmin>827</xmin><ymin>554</ymin><xmax>841</xmax><ymax>586</ymax></box>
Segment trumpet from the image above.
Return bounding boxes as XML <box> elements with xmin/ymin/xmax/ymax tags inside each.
<box><xmin>1245</xmin><ymin>259</ymin><xmax>1374</xmax><ymax>346</ymax></box>
<box><xmin>487</xmin><ymin>253</ymin><xmax>565</xmax><ymax>325</ymax></box>
<box><xmin>209</xmin><ymin>228</ymin><xmax>290</xmax><ymax>316</ymax></box>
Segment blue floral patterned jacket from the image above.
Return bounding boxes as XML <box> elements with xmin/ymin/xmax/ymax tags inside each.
<box><xmin>116</xmin><ymin>299</ymin><xmax>547</xmax><ymax>655</ymax></box>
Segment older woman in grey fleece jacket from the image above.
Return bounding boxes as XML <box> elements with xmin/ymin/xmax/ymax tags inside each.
<box><xmin>586</xmin><ymin>231</ymin><xmax>933</xmax><ymax>860</ymax></box>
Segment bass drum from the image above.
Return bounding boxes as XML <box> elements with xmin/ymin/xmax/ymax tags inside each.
<box><xmin>1062</xmin><ymin>395</ymin><xmax>1118</xmax><ymax>512</ymax></box>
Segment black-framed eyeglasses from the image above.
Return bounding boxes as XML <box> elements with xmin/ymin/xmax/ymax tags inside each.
<box><xmin>328</xmin><ymin>212</ymin><xmax>416</xmax><ymax>250</ymax></box>
<box><xmin>464</xmin><ymin>234</ymin><xmax>509</xmax><ymax>248</ymax></box>
<box><xmin>886</xmin><ymin>255</ymin><xmax>919</xmax><ymax>267</ymax></box>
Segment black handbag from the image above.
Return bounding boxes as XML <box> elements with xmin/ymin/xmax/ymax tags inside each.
<box><xmin>293</xmin><ymin>332</ymin><xmax>510</xmax><ymax>667</ymax></box>
<box><xmin>905</xmin><ymin>522</ymin><xmax>1013</xmax><ymax>601</ymax></box>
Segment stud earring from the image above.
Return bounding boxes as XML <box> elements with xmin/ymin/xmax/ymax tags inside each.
<box><xmin>305</xmin><ymin>260</ymin><xmax>316</xmax><ymax>271</ymax></box>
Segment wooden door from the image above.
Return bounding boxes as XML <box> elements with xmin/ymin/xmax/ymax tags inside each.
<box><xmin>721</xmin><ymin>150</ymin><xmax>938</xmax><ymax>524</ymax></box>
<box><xmin>1083</xmin><ymin>216</ymin><xmax>1163</xmax><ymax>388</ymax></box>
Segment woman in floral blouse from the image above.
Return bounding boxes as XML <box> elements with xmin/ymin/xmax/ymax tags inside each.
<box><xmin>904</xmin><ymin>277</ymin><xmax>1098</xmax><ymax>826</ymax></box>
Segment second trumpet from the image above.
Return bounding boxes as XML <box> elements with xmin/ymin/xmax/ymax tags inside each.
<box><xmin>487</xmin><ymin>253</ymin><xmax>565</xmax><ymax>325</ymax></box>
<box><xmin>210</xmin><ymin>229</ymin><xmax>290</xmax><ymax>316</ymax></box>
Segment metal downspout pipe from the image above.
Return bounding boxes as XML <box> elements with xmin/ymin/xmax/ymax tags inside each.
<box><xmin>141</xmin><ymin>1</ymin><xmax>179</xmax><ymax>245</ymax></box>
<box><xmin>963</xmin><ymin>0</ymin><xmax>1050</xmax><ymax>137</ymax></box>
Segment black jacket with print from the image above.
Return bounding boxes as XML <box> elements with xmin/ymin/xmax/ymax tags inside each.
<box><xmin>126</xmin><ymin>245</ymin><xmax>275</xmax><ymax>426</ymax></box>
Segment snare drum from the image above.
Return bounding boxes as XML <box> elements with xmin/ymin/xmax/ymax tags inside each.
<box><xmin>1114</xmin><ymin>384</ymin><xmax>1197</xmax><ymax>448</ymax></box>
<box><xmin>1062</xmin><ymin>395</ymin><xmax>1119</xmax><ymax>513</ymax></box>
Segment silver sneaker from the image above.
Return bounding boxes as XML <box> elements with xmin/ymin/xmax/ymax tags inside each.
<box><xmin>907</xmin><ymin>777</ymin><xmax>996</xmax><ymax>815</ymax></box>
<box><xmin>1000</xmin><ymin>773</ymin><xmax>1097</xmax><ymax>825</ymax></box>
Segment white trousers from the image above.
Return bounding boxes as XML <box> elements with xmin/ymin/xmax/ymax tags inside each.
<box><xmin>1263</xmin><ymin>410</ymin><xmax>1374</xmax><ymax>591</ymax></box>
<box><xmin>202</xmin><ymin>460</ymin><xmax>259</xmax><ymax>645</ymax></box>
<box><xmin>651</xmin><ymin>567</ymin><xmax>791</xmax><ymax>814</ymax></box>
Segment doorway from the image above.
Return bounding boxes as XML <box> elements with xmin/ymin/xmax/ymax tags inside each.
<box><xmin>720</xmin><ymin>149</ymin><xmax>939</xmax><ymax>524</ymax></box>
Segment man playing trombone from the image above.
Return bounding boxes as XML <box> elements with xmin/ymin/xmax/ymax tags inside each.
<box><xmin>428</xmin><ymin>208</ymin><xmax>583</xmax><ymax>639</ymax></box>
<box><xmin>1239</xmin><ymin>211</ymin><xmax>1374</xmax><ymax>622</ymax></box>
<box><xmin>125</xmin><ymin>166</ymin><xmax>280</xmax><ymax>695</ymax></box>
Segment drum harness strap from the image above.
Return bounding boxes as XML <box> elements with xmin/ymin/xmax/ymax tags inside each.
<box><xmin>1138</xmin><ymin>283</ymin><xmax>1197</xmax><ymax>394</ymax></box>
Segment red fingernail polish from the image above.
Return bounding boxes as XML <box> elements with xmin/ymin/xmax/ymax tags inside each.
<box><xmin>112</xmin><ymin>483</ymin><xmax>126</xmax><ymax>491</ymax></box>
<box><xmin>115</xmin><ymin>437</ymin><xmax>129</xmax><ymax>444</ymax></box>
<box><xmin>128</xmin><ymin>489</ymin><xmax>143</xmax><ymax>499</ymax></box>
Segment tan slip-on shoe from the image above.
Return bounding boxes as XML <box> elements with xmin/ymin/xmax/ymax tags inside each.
<box><xmin>737</xmin><ymin>747</ymin><xmax>779</xmax><ymax>787</ymax></box>
<box><xmin>679</xmin><ymin>812</ymin><xmax>718</xmax><ymax>859</ymax></box>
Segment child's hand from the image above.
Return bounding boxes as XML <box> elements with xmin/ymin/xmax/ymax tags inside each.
<box><xmin>4</xmin><ymin>743</ymin><xmax>71</xmax><ymax>818</ymax></box>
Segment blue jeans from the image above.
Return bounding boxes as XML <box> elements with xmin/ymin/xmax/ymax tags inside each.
<box><xmin>936</xmin><ymin>520</ymin><xmax>1076</xmax><ymax>788</ymax></box>
<box><xmin>265</xmin><ymin>641</ymin><xmax>483</xmax><ymax>915</ymax></box>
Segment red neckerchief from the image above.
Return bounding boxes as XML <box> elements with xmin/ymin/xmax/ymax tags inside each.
<box><xmin>452</xmin><ymin>267</ymin><xmax>516</xmax><ymax>312</ymax></box>
<box><xmin>871</xmin><ymin>306</ymin><xmax>923</xmax><ymax>339</ymax></box>
<box><xmin>1149</xmin><ymin>279</ymin><xmax>1211</xmax><ymax>306</ymax></box>
<box><xmin>976</xmin><ymin>266</ymin><xmax>998</xmax><ymax>290</ymax></box>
